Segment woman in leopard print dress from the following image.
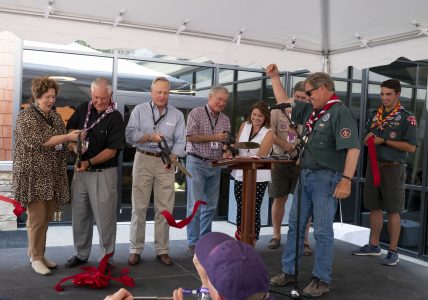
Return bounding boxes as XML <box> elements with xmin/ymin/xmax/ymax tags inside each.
<box><xmin>13</xmin><ymin>77</ymin><xmax>80</xmax><ymax>275</ymax></box>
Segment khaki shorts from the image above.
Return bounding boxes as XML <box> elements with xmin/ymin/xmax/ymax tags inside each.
<box><xmin>363</xmin><ymin>162</ymin><xmax>406</xmax><ymax>213</ymax></box>
<box><xmin>268</xmin><ymin>162</ymin><xmax>300</xmax><ymax>198</ymax></box>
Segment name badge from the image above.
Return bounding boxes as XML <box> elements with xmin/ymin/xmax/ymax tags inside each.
<box><xmin>210</xmin><ymin>142</ymin><xmax>219</xmax><ymax>150</ymax></box>
<box><xmin>81</xmin><ymin>140</ymin><xmax>89</xmax><ymax>153</ymax></box>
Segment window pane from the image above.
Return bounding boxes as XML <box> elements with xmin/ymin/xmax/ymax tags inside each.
<box><xmin>219</xmin><ymin>69</ymin><xmax>234</xmax><ymax>85</ymax></box>
<box><xmin>237</xmin><ymin>71</ymin><xmax>262</xmax><ymax>81</ymax></box>
<box><xmin>22</xmin><ymin>50</ymin><xmax>113</xmax><ymax>125</ymax></box>
<box><xmin>418</xmin><ymin>65</ymin><xmax>428</xmax><ymax>86</ymax></box>
<box><xmin>117</xmin><ymin>59</ymin><xmax>192</xmax><ymax>93</ymax></box>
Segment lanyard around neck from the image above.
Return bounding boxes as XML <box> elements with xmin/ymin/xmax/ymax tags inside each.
<box><xmin>150</xmin><ymin>102</ymin><xmax>168</xmax><ymax>129</ymax></box>
<box><xmin>204</xmin><ymin>106</ymin><xmax>219</xmax><ymax>133</ymax></box>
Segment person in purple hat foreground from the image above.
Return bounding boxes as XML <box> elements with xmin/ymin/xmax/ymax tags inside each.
<box><xmin>104</xmin><ymin>232</ymin><xmax>271</xmax><ymax>300</ymax></box>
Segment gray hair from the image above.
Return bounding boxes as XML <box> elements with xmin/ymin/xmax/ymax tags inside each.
<box><xmin>91</xmin><ymin>77</ymin><xmax>113</xmax><ymax>95</ymax></box>
<box><xmin>304</xmin><ymin>72</ymin><xmax>335</xmax><ymax>91</ymax></box>
<box><xmin>151</xmin><ymin>76</ymin><xmax>170</xmax><ymax>89</ymax></box>
<box><xmin>208</xmin><ymin>85</ymin><xmax>229</xmax><ymax>98</ymax></box>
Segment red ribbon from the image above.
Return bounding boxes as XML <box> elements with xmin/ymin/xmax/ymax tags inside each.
<box><xmin>0</xmin><ymin>194</ymin><xmax>26</xmax><ymax>217</ymax></box>
<box><xmin>161</xmin><ymin>200</ymin><xmax>207</xmax><ymax>228</ymax></box>
<box><xmin>55</xmin><ymin>253</ymin><xmax>135</xmax><ymax>292</ymax></box>
<box><xmin>367</xmin><ymin>136</ymin><xmax>381</xmax><ymax>187</ymax></box>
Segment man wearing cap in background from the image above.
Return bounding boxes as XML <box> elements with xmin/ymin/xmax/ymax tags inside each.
<box><xmin>105</xmin><ymin>232</ymin><xmax>271</xmax><ymax>300</ymax></box>
<box><xmin>177</xmin><ymin>232</ymin><xmax>271</xmax><ymax>300</ymax></box>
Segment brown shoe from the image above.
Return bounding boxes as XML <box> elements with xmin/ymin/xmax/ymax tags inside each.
<box><xmin>268</xmin><ymin>237</ymin><xmax>281</xmax><ymax>249</ymax></box>
<box><xmin>128</xmin><ymin>253</ymin><xmax>140</xmax><ymax>266</ymax></box>
<box><xmin>156</xmin><ymin>254</ymin><xmax>173</xmax><ymax>266</ymax></box>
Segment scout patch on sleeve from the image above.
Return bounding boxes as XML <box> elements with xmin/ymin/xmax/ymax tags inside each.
<box><xmin>340</xmin><ymin>128</ymin><xmax>351</xmax><ymax>139</ymax></box>
<box><xmin>407</xmin><ymin>116</ymin><xmax>417</xmax><ymax>126</ymax></box>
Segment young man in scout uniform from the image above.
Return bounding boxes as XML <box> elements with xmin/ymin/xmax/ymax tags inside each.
<box><xmin>353</xmin><ymin>79</ymin><xmax>417</xmax><ymax>266</ymax></box>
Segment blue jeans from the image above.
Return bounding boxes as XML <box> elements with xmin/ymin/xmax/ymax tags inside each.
<box><xmin>282</xmin><ymin>168</ymin><xmax>341</xmax><ymax>284</ymax></box>
<box><xmin>186</xmin><ymin>155</ymin><xmax>222</xmax><ymax>246</ymax></box>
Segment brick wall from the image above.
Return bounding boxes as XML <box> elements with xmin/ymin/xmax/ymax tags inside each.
<box><xmin>0</xmin><ymin>170</ymin><xmax>16</xmax><ymax>230</ymax></box>
<box><xmin>0</xmin><ymin>32</ymin><xmax>18</xmax><ymax>230</ymax></box>
<box><xmin>0</xmin><ymin>31</ymin><xmax>17</xmax><ymax>161</ymax></box>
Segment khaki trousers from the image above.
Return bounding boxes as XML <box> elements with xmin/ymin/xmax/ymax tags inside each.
<box><xmin>130</xmin><ymin>152</ymin><xmax>175</xmax><ymax>255</ymax></box>
<box><xmin>26</xmin><ymin>200</ymin><xmax>56</xmax><ymax>261</ymax></box>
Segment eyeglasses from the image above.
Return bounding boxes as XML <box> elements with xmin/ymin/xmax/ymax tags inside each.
<box><xmin>305</xmin><ymin>87</ymin><xmax>318</xmax><ymax>97</ymax></box>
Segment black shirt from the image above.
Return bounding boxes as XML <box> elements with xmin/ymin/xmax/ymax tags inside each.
<box><xmin>67</xmin><ymin>102</ymin><xmax>125</xmax><ymax>168</ymax></box>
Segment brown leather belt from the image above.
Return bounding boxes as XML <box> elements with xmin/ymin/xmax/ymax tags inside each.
<box><xmin>136</xmin><ymin>148</ymin><xmax>162</xmax><ymax>157</ymax></box>
<box><xmin>188</xmin><ymin>153</ymin><xmax>211</xmax><ymax>161</ymax></box>
<box><xmin>378</xmin><ymin>161</ymin><xmax>402</xmax><ymax>168</ymax></box>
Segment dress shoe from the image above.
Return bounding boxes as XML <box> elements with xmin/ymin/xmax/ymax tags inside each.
<box><xmin>43</xmin><ymin>257</ymin><xmax>58</xmax><ymax>269</ymax></box>
<box><xmin>128</xmin><ymin>253</ymin><xmax>141</xmax><ymax>266</ymax></box>
<box><xmin>31</xmin><ymin>260</ymin><xmax>51</xmax><ymax>275</ymax></box>
<box><xmin>65</xmin><ymin>255</ymin><xmax>87</xmax><ymax>268</ymax></box>
<box><xmin>31</xmin><ymin>257</ymin><xmax>58</xmax><ymax>269</ymax></box>
<box><xmin>156</xmin><ymin>254</ymin><xmax>173</xmax><ymax>266</ymax></box>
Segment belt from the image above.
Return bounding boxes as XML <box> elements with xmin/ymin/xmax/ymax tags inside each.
<box><xmin>378</xmin><ymin>161</ymin><xmax>402</xmax><ymax>168</ymax></box>
<box><xmin>136</xmin><ymin>148</ymin><xmax>162</xmax><ymax>157</ymax></box>
<box><xmin>87</xmin><ymin>166</ymin><xmax>114</xmax><ymax>173</ymax></box>
<box><xmin>188</xmin><ymin>153</ymin><xmax>211</xmax><ymax>161</ymax></box>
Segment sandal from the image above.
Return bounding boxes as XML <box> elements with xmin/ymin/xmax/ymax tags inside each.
<box><xmin>268</xmin><ymin>237</ymin><xmax>281</xmax><ymax>249</ymax></box>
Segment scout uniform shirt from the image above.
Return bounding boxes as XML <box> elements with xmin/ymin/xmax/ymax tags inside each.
<box><xmin>367</xmin><ymin>108</ymin><xmax>418</xmax><ymax>162</ymax></box>
<box><xmin>291</xmin><ymin>100</ymin><xmax>360</xmax><ymax>172</ymax></box>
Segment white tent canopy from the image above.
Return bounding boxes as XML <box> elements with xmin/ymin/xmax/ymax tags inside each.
<box><xmin>1</xmin><ymin>0</ymin><xmax>428</xmax><ymax>73</ymax></box>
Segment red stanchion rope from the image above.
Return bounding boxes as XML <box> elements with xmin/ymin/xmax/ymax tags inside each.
<box><xmin>161</xmin><ymin>200</ymin><xmax>207</xmax><ymax>228</ymax></box>
<box><xmin>54</xmin><ymin>253</ymin><xmax>135</xmax><ymax>292</ymax></box>
<box><xmin>367</xmin><ymin>136</ymin><xmax>381</xmax><ymax>187</ymax></box>
<box><xmin>0</xmin><ymin>194</ymin><xmax>26</xmax><ymax>217</ymax></box>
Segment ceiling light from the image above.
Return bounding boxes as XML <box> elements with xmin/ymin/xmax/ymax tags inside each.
<box><xmin>113</xmin><ymin>9</ymin><xmax>127</xmax><ymax>27</ymax></box>
<box><xmin>176</xmin><ymin>19</ymin><xmax>190</xmax><ymax>35</ymax></box>
<box><xmin>282</xmin><ymin>35</ymin><xmax>297</xmax><ymax>50</ymax></box>
<box><xmin>232</xmin><ymin>28</ymin><xmax>246</xmax><ymax>47</ymax></box>
<box><xmin>49</xmin><ymin>76</ymin><xmax>76</xmax><ymax>82</ymax></box>
<box><xmin>44</xmin><ymin>0</ymin><xmax>54</xmax><ymax>19</ymax></box>
<box><xmin>353</xmin><ymin>32</ymin><xmax>369</xmax><ymax>48</ymax></box>
<box><xmin>170</xmin><ymin>90</ymin><xmax>196</xmax><ymax>94</ymax></box>
<box><xmin>412</xmin><ymin>20</ymin><xmax>428</xmax><ymax>36</ymax></box>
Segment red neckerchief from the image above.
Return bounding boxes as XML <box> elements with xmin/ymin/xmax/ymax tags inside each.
<box><xmin>305</xmin><ymin>93</ymin><xmax>341</xmax><ymax>135</ymax></box>
<box><xmin>370</xmin><ymin>102</ymin><xmax>402</xmax><ymax>131</ymax></box>
<box><xmin>367</xmin><ymin>136</ymin><xmax>381</xmax><ymax>187</ymax></box>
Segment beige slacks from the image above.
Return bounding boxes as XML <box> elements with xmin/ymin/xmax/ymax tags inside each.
<box><xmin>26</xmin><ymin>200</ymin><xmax>56</xmax><ymax>261</ymax></box>
<box><xmin>129</xmin><ymin>152</ymin><xmax>175</xmax><ymax>256</ymax></box>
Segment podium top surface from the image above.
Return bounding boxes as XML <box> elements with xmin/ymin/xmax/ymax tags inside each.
<box><xmin>211</xmin><ymin>157</ymin><xmax>295</xmax><ymax>168</ymax></box>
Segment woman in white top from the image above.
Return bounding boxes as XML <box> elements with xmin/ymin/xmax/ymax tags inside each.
<box><xmin>231</xmin><ymin>101</ymin><xmax>274</xmax><ymax>241</ymax></box>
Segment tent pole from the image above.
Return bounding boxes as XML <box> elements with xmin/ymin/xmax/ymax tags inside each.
<box><xmin>323</xmin><ymin>55</ymin><xmax>330</xmax><ymax>74</ymax></box>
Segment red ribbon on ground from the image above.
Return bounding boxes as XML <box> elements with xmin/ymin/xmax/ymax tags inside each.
<box><xmin>161</xmin><ymin>200</ymin><xmax>207</xmax><ymax>229</ymax></box>
<box><xmin>54</xmin><ymin>253</ymin><xmax>135</xmax><ymax>292</ymax></box>
<box><xmin>367</xmin><ymin>136</ymin><xmax>381</xmax><ymax>187</ymax></box>
<box><xmin>0</xmin><ymin>194</ymin><xmax>26</xmax><ymax>217</ymax></box>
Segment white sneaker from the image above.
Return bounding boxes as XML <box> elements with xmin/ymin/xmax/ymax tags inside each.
<box><xmin>31</xmin><ymin>260</ymin><xmax>51</xmax><ymax>275</ymax></box>
<box><xmin>43</xmin><ymin>257</ymin><xmax>58</xmax><ymax>269</ymax></box>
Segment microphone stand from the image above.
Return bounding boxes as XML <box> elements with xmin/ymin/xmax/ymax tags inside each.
<box><xmin>279</xmin><ymin>107</ymin><xmax>308</xmax><ymax>299</ymax></box>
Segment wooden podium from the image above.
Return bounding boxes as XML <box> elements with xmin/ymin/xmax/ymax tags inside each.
<box><xmin>212</xmin><ymin>157</ymin><xmax>294</xmax><ymax>246</ymax></box>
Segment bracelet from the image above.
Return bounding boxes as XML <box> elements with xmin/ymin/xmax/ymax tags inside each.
<box><xmin>382</xmin><ymin>138</ymin><xmax>387</xmax><ymax>145</ymax></box>
<box><xmin>342</xmin><ymin>175</ymin><xmax>352</xmax><ymax>182</ymax></box>
<box><xmin>88</xmin><ymin>159</ymin><xmax>92</xmax><ymax>169</ymax></box>
<box><xmin>64</xmin><ymin>134</ymin><xmax>68</xmax><ymax>143</ymax></box>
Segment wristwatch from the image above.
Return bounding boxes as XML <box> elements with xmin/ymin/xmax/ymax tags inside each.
<box><xmin>382</xmin><ymin>138</ymin><xmax>387</xmax><ymax>145</ymax></box>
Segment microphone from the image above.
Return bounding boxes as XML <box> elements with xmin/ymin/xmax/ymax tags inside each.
<box><xmin>268</xmin><ymin>102</ymin><xmax>295</xmax><ymax>110</ymax></box>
